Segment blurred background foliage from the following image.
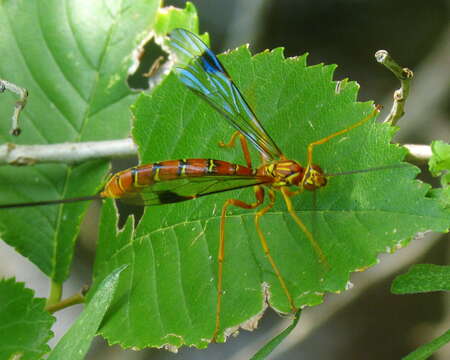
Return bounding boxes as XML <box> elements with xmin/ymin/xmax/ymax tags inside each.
<box><xmin>1</xmin><ymin>0</ymin><xmax>448</xmax><ymax>359</ymax></box>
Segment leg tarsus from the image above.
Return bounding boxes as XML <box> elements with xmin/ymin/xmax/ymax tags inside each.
<box><xmin>218</xmin><ymin>130</ymin><xmax>240</xmax><ymax>148</ymax></box>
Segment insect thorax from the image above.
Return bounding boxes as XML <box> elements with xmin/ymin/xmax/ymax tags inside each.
<box><xmin>259</xmin><ymin>160</ymin><xmax>305</xmax><ymax>187</ymax></box>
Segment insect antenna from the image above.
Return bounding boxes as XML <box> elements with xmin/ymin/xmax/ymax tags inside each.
<box><xmin>0</xmin><ymin>194</ymin><xmax>101</xmax><ymax>209</ymax></box>
<box><xmin>324</xmin><ymin>164</ymin><xmax>409</xmax><ymax>178</ymax></box>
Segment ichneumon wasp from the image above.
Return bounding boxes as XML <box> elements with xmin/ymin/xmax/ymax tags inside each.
<box><xmin>1</xmin><ymin>28</ymin><xmax>396</xmax><ymax>340</ymax></box>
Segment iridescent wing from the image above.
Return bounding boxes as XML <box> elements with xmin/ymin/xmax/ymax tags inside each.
<box><xmin>120</xmin><ymin>175</ymin><xmax>272</xmax><ymax>206</ymax></box>
<box><xmin>168</xmin><ymin>28</ymin><xmax>283</xmax><ymax>161</ymax></box>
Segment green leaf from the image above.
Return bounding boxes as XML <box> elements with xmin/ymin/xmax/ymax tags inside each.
<box><xmin>429</xmin><ymin>187</ymin><xmax>450</xmax><ymax>209</ymax></box>
<box><xmin>0</xmin><ymin>0</ymin><xmax>160</xmax><ymax>281</ymax></box>
<box><xmin>94</xmin><ymin>46</ymin><xmax>450</xmax><ymax>349</ymax></box>
<box><xmin>250</xmin><ymin>310</ymin><xmax>301</xmax><ymax>360</ymax></box>
<box><xmin>429</xmin><ymin>140</ymin><xmax>450</xmax><ymax>177</ymax></box>
<box><xmin>0</xmin><ymin>278</ymin><xmax>55</xmax><ymax>360</ymax></box>
<box><xmin>154</xmin><ymin>1</ymin><xmax>199</xmax><ymax>36</ymax></box>
<box><xmin>429</xmin><ymin>140</ymin><xmax>450</xmax><ymax>207</ymax></box>
<box><xmin>47</xmin><ymin>266</ymin><xmax>126</xmax><ymax>360</ymax></box>
<box><xmin>402</xmin><ymin>329</ymin><xmax>450</xmax><ymax>360</ymax></box>
<box><xmin>391</xmin><ymin>264</ymin><xmax>450</xmax><ymax>294</ymax></box>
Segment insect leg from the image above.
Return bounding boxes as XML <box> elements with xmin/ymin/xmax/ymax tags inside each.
<box><xmin>254</xmin><ymin>188</ymin><xmax>297</xmax><ymax>312</ymax></box>
<box><xmin>281</xmin><ymin>187</ymin><xmax>304</xmax><ymax>197</ymax></box>
<box><xmin>306</xmin><ymin>106</ymin><xmax>381</xmax><ymax>166</ymax></box>
<box><xmin>219</xmin><ymin>130</ymin><xmax>252</xmax><ymax>168</ymax></box>
<box><xmin>280</xmin><ymin>187</ymin><xmax>328</xmax><ymax>267</ymax></box>
<box><xmin>214</xmin><ymin>185</ymin><xmax>265</xmax><ymax>340</ymax></box>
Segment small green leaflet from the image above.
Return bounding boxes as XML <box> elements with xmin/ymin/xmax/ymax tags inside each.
<box><xmin>391</xmin><ymin>264</ymin><xmax>450</xmax><ymax>294</ymax></box>
<box><xmin>48</xmin><ymin>266</ymin><xmax>126</xmax><ymax>360</ymax></box>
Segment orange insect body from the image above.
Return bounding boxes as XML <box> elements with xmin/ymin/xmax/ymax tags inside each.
<box><xmin>101</xmin><ymin>158</ymin><xmax>327</xmax><ymax>204</ymax></box>
<box><xmin>101</xmin><ymin>159</ymin><xmax>256</xmax><ymax>202</ymax></box>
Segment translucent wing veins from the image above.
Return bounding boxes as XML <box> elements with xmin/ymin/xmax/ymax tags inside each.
<box><xmin>168</xmin><ymin>28</ymin><xmax>284</xmax><ymax>161</ymax></box>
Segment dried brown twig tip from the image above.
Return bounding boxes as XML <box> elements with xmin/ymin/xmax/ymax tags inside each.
<box><xmin>375</xmin><ymin>50</ymin><xmax>413</xmax><ymax>125</ymax></box>
<box><xmin>0</xmin><ymin>79</ymin><xmax>28</xmax><ymax>136</ymax></box>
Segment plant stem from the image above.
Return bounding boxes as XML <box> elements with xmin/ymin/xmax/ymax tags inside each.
<box><xmin>375</xmin><ymin>50</ymin><xmax>413</xmax><ymax>125</ymax></box>
<box><xmin>0</xmin><ymin>79</ymin><xmax>28</xmax><ymax>136</ymax></box>
<box><xmin>402</xmin><ymin>329</ymin><xmax>450</xmax><ymax>360</ymax></box>
<box><xmin>45</xmin><ymin>292</ymin><xmax>86</xmax><ymax>313</ymax></box>
<box><xmin>405</xmin><ymin>144</ymin><xmax>433</xmax><ymax>164</ymax></box>
<box><xmin>0</xmin><ymin>138</ymin><xmax>137</xmax><ymax>165</ymax></box>
<box><xmin>46</xmin><ymin>280</ymin><xmax>63</xmax><ymax>307</ymax></box>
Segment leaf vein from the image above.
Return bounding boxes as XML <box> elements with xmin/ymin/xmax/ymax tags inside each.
<box><xmin>64</xmin><ymin>0</ymin><xmax>96</xmax><ymax>70</ymax></box>
<box><xmin>174</xmin><ymin>227</ymin><xmax>194</xmax><ymax>330</ymax></box>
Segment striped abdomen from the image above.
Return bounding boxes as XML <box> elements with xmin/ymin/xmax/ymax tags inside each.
<box><xmin>101</xmin><ymin>159</ymin><xmax>255</xmax><ymax>199</ymax></box>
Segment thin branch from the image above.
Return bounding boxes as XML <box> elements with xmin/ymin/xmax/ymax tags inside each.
<box><xmin>375</xmin><ymin>50</ymin><xmax>413</xmax><ymax>125</ymax></box>
<box><xmin>0</xmin><ymin>138</ymin><xmax>137</xmax><ymax>166</ymax></box>
<box><xmin>45</xmin><ymin>285</ymin><xmax>88</xmax><ymax>313</ymax></box>
<box><xmin>0</xmin><ymin>79</ymin><xmax>28</xmax><ymax>136</ymax></box>
<box><xmin>393</xmin><ymin>25</ymin><xmax>450</xmax><ymax>143</ymax></box>
<box><xmin>46</xmin><ymin>280</ymin><xmax>63</xmax><ymax>307</ymax></box>
<box><xmin>0</xmin><ymin>139</ymin><xmax>430</xmax><ymax>167</ymax></box>
<box><xmin>405</xmin><ymin>144</ymin><xmax>433</xmax><ymax>164</ymax></box>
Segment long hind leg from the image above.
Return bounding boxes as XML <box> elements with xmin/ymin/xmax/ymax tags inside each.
<box><xmin>213</xmin><ymin>185</ymin><xmax>265</xmax><ymax>340</ymax></box>
<box><xmin>254</xmin><ymin>188</ymin><xmax>297</xmax><ymax>312</ymax></box>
